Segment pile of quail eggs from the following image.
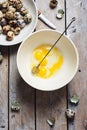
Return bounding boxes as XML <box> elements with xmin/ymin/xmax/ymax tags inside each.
<box><xmin>0</xmin><ymin>0</ymin><xmax>32</xmax><ymax>41</ymax></box>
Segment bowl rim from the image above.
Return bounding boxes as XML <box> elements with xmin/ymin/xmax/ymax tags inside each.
<box><xmin>17</xmin><ymin>29</ymin><xmax>79</xmax><ymax>91</ymax></box>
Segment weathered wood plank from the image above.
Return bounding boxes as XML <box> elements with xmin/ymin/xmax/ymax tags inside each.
<box><xmin>36</xmin><ymin>0</ymin><xmax>67</xmax><ymax>130</ymax></box>
<box><xmin>0</xmin><ymin>46</ymin><xmax>8</xmax><ymax>130</ymax></box>
<box><xmin>9</xmin><ymin>45</ymin><xmax>35</xmax><ymax>130</ymax></box>
<box><xmin>36</xmin><ymin>88</ymin><xmax>67</xmax><ymax>130</ymax></box>
<box><xmin>36</xmin><ymin>0</ymin><xmax>65</xmax><ymax>32</ymax></box>
<box><xmin>66</xmin><ymin>0</ymin><xmax>87</xmax><ymax>129</ymax></box>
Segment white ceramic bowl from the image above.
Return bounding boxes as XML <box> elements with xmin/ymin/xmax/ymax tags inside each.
<box><xmin>17</xmin><ymin>29</ymin><xmax>79</xmax><ymax>91</ymax></box>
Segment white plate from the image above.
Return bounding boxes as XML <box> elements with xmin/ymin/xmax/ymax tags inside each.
<box><xmin>0</xmin><ymin>0</ymin><xmax>38</xmax><ymax>46</ymax></box>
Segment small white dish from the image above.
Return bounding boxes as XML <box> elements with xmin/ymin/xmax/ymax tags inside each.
<box><xmin>17</xmin><ymin>29</ymin><xmax>79</xmax><ymax>91</ymax></box>
<box><xmin>0</xmin><ymin>0</ymin><xmax>38</xmax><ymax>46</ymax></box>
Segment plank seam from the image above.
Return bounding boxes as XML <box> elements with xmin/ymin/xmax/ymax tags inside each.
<box><xmin>64</xmin><ymin>0</ymin><xmax>67</xmax><ymax>35</ymax></box>
<box><xmin>34</xmin><ymin>89</ymin><xmax>37</xmax><ymax>130</ymax></box>
<box><xmin>64</xmin><ymin>0</ymin><xmax>69</xmax><ymax>130</ymax></box>
<box><xmin>8</xmin><ymin>47</ymin><xmax>10</xmax><ymax>130</ymax></box>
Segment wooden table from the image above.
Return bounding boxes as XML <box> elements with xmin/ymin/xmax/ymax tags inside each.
<box><xmin>0</xmin><ymin>0</ymin><xmax>87</xmax><ymax>129</ymax></box>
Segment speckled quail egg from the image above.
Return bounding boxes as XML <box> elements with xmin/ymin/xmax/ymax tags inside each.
<box><xmin>6</xmin><ymin>31</ymin><xmax>14</xmax><ymax>41</ymax></box>
<box><xmin>23</xmin><ymin>13</ymin><xmax>32</xmax><ymax>24</ymax></box>
<box><xmin>17</xmin><ymin>19</ymin><xmax>26</xmax><ymax>28</ymax></box>
<box><xmin>20</xmin><ymin>7</ymin><xmax>29</xmax><ymax>16</ymax></box>
<box><xmin>14</xmin><ymin>12</ymin><xmax>22</xmax><ymax>19</ymax></box>
<box><xmin>1</xmin><ymin>1</ymin><xmax>9</xmax><ymax>13</ymax></box>
<box><xmin>0</xmin><ymin>18</ymin><xmax>7</xmax><ymax>26</ymax></box>
<box><xmin>8</xmin><ymin>6</ymin><xmax>16</xmax><ymax>12</ymax></box>
<box><xmin>0</xmin><ymin>11</ymin><xmax>3</xmax><ymax>20</ymax></box>
<box><xmin>5</xmin><ymin>11</ymin><xmax>14</xmax><ymax>20</ymax></box>
<box><xmin>3</xmin><ymin>25</ymin><xmax>11</xmax><ymax>34</ymax></box>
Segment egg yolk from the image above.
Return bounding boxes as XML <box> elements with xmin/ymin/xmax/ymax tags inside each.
<box><xmin>49</xmin><ymin>56</ymin><xmax>63</xmax><ymax>76</ymax></box>
<box><xmin>34</xmin><ymin>50</ymin><xmax>43</xmax><ymax>60</ymax></box>
<box><xmin>31</xmin><ymin>44</ymin><xmax>64</xmax><ymax>78</ymax></box>
<box><xmin>40</xmin><ymin>59</ymin><xmax>47</xmax><ymax>66</ymax></box>
<box><xmin>38</xmin><ymin>67</ymin><xmax>47</xmax><ymax>77</ymax></box>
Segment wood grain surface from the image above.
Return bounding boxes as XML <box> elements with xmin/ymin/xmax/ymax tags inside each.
<box><xmin>0</xmin><ymin>47</ymin><xmax>8</xmax><ymax>130</ymax></box>
<box><xmin>9</xmin><ymin>46</ymin><xmax>35</xmax><ymax>130</ymax></box>
<box><xmin>66</xmin><ymin>0</ymin><xmax>87</xmax><ymax>129</ymax></box>
<box><xmin>36</xmin><ymin>0</ymin><xmax>67</xmax><ymax>130</ymax></box>
<box><xmin>0</xmin><ymin>0</ymin><xmax>87</xmax><ymax>130</ymax></box>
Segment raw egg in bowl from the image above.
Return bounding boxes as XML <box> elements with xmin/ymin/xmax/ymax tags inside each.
<box><xmin>17</xmin><ymin>29</ymin><xmax>79</xmax><ymax>91</ymax></box>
